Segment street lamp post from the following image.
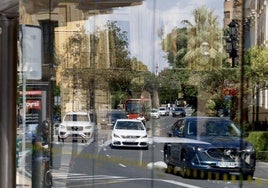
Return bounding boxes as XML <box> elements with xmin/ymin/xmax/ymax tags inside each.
<box><xmin>226</xmin><ymin>19</ymin><xmax>238</xmax><ymax>68</ymax></box>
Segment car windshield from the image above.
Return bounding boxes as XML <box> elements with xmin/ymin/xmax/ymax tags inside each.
<box><xmin>115</xmin><ymin>121</ymin><xmax>144</xmax><ymax>130</ymax></box>
<box><xmin>175</xmin><ymin>107</ymin><xmax>183</xmax><ymax>110</ymax></box>
<box><xmin>186</xmin><ymin>119</ymin><xmax>241</xmax><ymax>137</ymax></box>
<box><xmin>108</xmin><ymin>112</ymin><xmax>126</xmax><ymax>119</ymax></box>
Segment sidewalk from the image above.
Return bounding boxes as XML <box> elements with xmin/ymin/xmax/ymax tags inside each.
<box><xmin>15</xmin><ymin>127</ymin><xmax>110</xmax><ymax>187</ymax></box>
<box><xmin>16</xmin><ymin>170</ymin><xmax>31</xmax><ymax>187</ymax></box>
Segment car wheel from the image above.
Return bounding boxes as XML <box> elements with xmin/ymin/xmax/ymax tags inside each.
<box><xmin>44</xmin><ymin>170</ymin><xmax>53</xmax><ymax>187</ymax></box>
<box><xmin>166</xmin><ymin>163</ymin><xmax>175</xmax><ymax>174</ymax></box>
<box><xmin>110</xmin><ymin>143</ymin><xmax>116</xmax><ymax>149</ymax></box>
<box><xmin>180</xmin><ymin>152</ymin><xmax>191</xmax><ymax>178</ymax></box>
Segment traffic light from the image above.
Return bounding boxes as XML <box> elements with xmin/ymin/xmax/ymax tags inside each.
<box><xmin>225</xmin><ymin>19</ymin><xmax>238</xmax><ymax>67</ymax></box>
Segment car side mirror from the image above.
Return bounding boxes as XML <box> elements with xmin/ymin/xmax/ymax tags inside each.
<box><xmin>177</xmin><ymin>131</ymin><xmax>184</xmax><ymax>137</ymax></box>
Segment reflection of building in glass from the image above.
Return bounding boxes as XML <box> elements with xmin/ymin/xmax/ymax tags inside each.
<box><xmin>19</xmin><ymin>1</ymin><xmax>144</xmax><ymax>123</ymax></box>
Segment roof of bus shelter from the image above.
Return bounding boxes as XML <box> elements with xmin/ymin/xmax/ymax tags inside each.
<box><xmin>0</xmin><ymin>0</ymin><xmax>18</xmax><ymax>16</ymax></box>
<box><xmin>0</xmin><ymin>0</ymin><xmax>143</xmax><ymax>16</ymax></box>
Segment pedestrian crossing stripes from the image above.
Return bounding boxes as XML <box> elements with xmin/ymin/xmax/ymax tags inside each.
<box><xmin>52</xmin><ymin>172</ymin><xmax>125</xmax><ymax>181</ymax></box>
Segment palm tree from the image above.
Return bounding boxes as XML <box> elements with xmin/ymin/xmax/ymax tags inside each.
<box><xmin>182</xmin><ymin>6</ymin><xmax>224</xmax><ymax>71</ymax></box>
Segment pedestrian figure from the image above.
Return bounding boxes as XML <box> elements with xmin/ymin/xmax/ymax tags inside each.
<box><xmin>32</xmin><ymin>120</ymin><xmax>52</xmax><ymax>188</ymax></box>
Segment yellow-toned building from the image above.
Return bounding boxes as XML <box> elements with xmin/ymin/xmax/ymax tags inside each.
<box><xmin>19</xmin><ymin>0</ymin><xmax>144</xmax><ymax>123</ymax></box>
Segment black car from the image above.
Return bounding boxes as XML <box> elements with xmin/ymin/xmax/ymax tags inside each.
<box><xmin>106</xmin><ymin>110</ymin><xmax>127</xmax><ymax>128</ymax></box>
<box><xmin>164</xmin><ymin>116</ymin><xmax>256</xmax><ymax>179</ymax></box>
<box><xmin>171</xmin><ymin>107</ymin><xmax>186</xmax><ymax>117</ymax></box>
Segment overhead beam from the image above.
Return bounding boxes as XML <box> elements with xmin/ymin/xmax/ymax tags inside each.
<box><xmin>22</xmin><ymin>0</ymin><xmax>143</xmax><ymax>14</ymax></box>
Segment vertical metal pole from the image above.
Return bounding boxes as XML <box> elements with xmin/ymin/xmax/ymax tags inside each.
<box><xmin>0</xmin><ymin>15</ymin><xmax>18</xmax><ymax>188</ymax></box>
<box><xmin>21</xmin><ymin>72</ymin><xmax>27</xmax><ymax>185</ymax></box>
<box><xmin>239</xmin><ymin>1</ymin><xmax>246</xmax><ymax>187</ymax></box>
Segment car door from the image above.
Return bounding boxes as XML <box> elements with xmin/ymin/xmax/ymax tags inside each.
<box><xmin>171</xmin><ymin>119</ymin><xmax>185</xmax><ymax>163</ymax></box>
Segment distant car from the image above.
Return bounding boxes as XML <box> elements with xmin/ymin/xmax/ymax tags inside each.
<box><xmin>111</xmin><ymin>119</ymin><xmax>149</xmax><ymax>149</ymax></box>
<box><xmin>58</xmin><ymin>112</ymin><xmax>95</xmax><ymax>143</ymax></box>
<box><xmin>150</xmin><ymin>109</ymin><xmax>160</xmax><ymax>119</ymax></box>
<box><xmin>172</xmin><ymin>107</ymin><xmax>186</xmax><ymax>117</ymax></box>
<box><xmin>159</xmin><ymin>107</ymin><xmax>169</xmax><ymax>116</ymax></box>
<box><xmin>164</xmin><ymin>116</ymin><xmax>256</xmax><ymax>179</ymax></box>
<box><xmin>102</xmin><ymin>110</ymin><xmax>127</xmax><ymax>129</ymax></box>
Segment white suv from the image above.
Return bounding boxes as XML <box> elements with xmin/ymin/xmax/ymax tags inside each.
<box><xmin>58</xmin><ymin>112</ymin><xmax>95</xmax><ymax>143</ymax></box>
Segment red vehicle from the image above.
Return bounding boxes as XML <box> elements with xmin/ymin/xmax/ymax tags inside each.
<box><xmin>123</xmin><ymin>98</ymin><xmax>151</xmax><ymax>122</ymax></box>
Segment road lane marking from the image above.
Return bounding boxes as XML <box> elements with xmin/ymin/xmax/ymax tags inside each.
<box><xmin>52</xmin><ymin>172</ymin><xmax>203</xmax><ymax>188</ymax></box>
<box><xmin>119</xmin><ymin>163</ymin><xmax>126</xmax><ymax>167</ymax></box>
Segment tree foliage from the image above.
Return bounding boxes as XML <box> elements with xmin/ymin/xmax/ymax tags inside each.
<box><xmin>104</xmin><ymin>21</ymin><xmax>151</xmax><ymax>107</ymax></box>
<box><xmin>245</xmin><ymin>45</ymin><xmax>268</xmax><ymax>85</ymax></box>
<box><xmin>159</xmin><ymin>6</ymin><xmax>237</xmax><ymax>116</ymax></box>
<box><xmin>162</xmin><ymin>27</ymin><xmax>187</xmax><ymax>68</ymax></box>
<box><xmin>182</xmin><ymin>6</ymin><xmax>224</xmax><ymax>71</ymax></box>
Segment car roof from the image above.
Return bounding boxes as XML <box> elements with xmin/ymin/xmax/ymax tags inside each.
<box><xmin>179</xmin><ymin>116</ymin><xmax>232</xmax><ymax>122</ymax></box>
<box><xmin>116</xmin><ymin>118</ymin><xmax>142</xmax><ymax>122</ymax></box>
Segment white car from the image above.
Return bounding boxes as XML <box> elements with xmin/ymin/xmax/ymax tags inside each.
<box><xmin>58</xmin><ymin>112</ymin><xmax>95</xmax><ymax>143</ymax></box>
<box><xmin>159</xmin><ymin>107</ymin><xmax>169</xmax><ymax>116</ymax></box>
<box><xmin>150</xmin><ymin>108</ymin><xmax>160</xmax><ymax>119</ymax></box>
<box><xmin>111</xmin><ymin>119</ymin><xmax>149</xmax><ymax>149</ymax></box>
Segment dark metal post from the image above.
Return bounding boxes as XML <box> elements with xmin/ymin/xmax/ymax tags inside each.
<box><xmin>225</xmin><ymin>19</ymin><xmax>238</xmax><ymax>68</ymax></box>
<box><xmin>0</xmin><ymin>15</ymin><xmax>18</xmax><ymax>188</ymax></box>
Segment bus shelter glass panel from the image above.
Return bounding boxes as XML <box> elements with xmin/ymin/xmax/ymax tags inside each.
<box><xmin>16</xmin><ymin>0</ymin><xmax>264</xmax><ymax>188</ymax></box>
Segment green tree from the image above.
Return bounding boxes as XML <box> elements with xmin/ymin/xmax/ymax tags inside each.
<box><xmin>245</xmin><ymin>46</ymin><xmax>268</xmax><ymax>124</ymax></box>
<box><xmin>101</xmin><ymin>21</ymin><xmax>133</xmax><ymax>108</ymax></box>
<box><xmin>245</xmin><ymin>45</ymin><xmax>268</xmax><ymax>85</ymax></box>
<box><xmin>163</xmin><ymin>27</ymin><xmax>187</xmax><ymax>68</ymax></box>
<box><xmin>160</xmin><ymin>6</ymin><xmax>235</xmax><ymax>115</ymax></box>
<box><xmin>104</xmin><ymin>21</ymin><xmax>150</xmax><ymax>108</ymax></box>
<box><xmin>182</xmin><ymin>6</ymin><xmax>224</xmax><ymax>71</ymax></box>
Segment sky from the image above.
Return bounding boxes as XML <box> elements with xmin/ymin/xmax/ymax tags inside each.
<box><xmin>85</xmin><ymin>0</ymin><xmax>224</xmax><ymax>74</ymax></box>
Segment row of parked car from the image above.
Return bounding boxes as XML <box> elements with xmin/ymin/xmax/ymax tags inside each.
<box><xmin>150</xmin><ymin>106</ymin><xmax>191</xmax><ymax>119</ymax></box>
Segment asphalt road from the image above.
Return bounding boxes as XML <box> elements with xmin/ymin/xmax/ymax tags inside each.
<box><xmin>48</xmin><ymin>116</ymin><xmax>268</xmax><ymax>188</ymax></box>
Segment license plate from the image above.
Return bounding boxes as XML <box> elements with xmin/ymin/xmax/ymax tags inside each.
<box><xmin>217</xmin><ymin>161</ymin><xmax>239</xmax><ymax>168</ymax></box>
<box><xmin>126</xmin><ymin>139</ymin><xmax>136</xmax><ymax>142</ymax></box>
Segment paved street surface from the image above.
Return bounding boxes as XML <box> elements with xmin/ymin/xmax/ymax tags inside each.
<box><xmin>16</xmin><ymin>119</ymin><xmax>268</xmax><ymax>188</ymax></box>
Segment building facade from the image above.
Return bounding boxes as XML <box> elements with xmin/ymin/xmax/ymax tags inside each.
<box><xmin>19</xmin><ymin>1</ymin><xmax>144</xmax><ymax>124</ymax></box>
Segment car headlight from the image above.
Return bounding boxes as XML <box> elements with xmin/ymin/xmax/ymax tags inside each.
<box><xmin>113</xmin><ymin>133</ymin><xmax>120</xmax><ymax>138</ymax></box>
<box><xmin>193</xmin><ymin>146</ymin><xmax>205</xmax><ymax>152</ymax></box>
<box><xmin>141</xmin><ymin>135</ymin><xmax>148</xmax><ymax>138</ymax></box>
<box><xmin>244</xmin><ymin>145</ymin><xmax>255</xmax><ymax>153</ymax></box>
<box><xmin>85</xmin><ymin>125</ymin><xmax>92</xmax><ymax>129</ymax></box>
